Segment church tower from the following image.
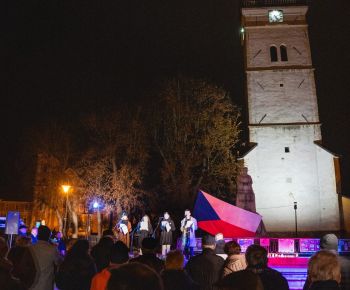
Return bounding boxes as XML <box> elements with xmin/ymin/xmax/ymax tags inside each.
<box><xmin>240</xmin><ymin>0</ymin><xmax>341</xmax><ymax>232</ymax></box>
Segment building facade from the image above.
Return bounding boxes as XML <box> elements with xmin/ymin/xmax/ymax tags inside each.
<box><xmin>241</xmin><ymin>0</ymin><xmax>341</xmax><ymax>232</ymax></box>
<box><xmin>0</xmin><ymin>200</ymin><xmax>33</xmax><ymax>226</ymax></box>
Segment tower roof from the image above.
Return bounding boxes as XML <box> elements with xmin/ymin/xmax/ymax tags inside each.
<box><xmin>242</xmin><ymin>0</ymin><xmax>309</xmax><ymax>8</ymax></box>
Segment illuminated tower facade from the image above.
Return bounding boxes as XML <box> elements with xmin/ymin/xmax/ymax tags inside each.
<box><xmin>240</xmin><ymin>0</ymin><xmax>341</xmax><ymax>232</ymax></box>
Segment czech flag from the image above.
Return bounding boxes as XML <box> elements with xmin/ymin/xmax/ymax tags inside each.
<box><xmin>193</xmin><ymin>190</ymin><xmax>262</xmax><ymax>237</ymax></box>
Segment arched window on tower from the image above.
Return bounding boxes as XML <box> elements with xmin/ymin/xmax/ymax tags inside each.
<box><xmin>270</xmin><ymin>46</ymin><xmax>278</xmax><ymax>62</ymax></box>
<box><xmin>280</xmin><ymin>45</ymin><xmax>288</xmax><ymax>61</ymax></box>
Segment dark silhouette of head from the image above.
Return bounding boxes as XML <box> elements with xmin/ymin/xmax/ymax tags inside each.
<box><xmin>165</xmin><ymin>250</ymin><xmax>184</xmax><ymax>270</ymax></box>
<box><xmin>320</xmin><ymin>234</ymin><xmax>338</xmax><ymax>252</ymax></box>
<box><xmin>216</xmin><ymin>269</ymin><xmax>264</xmax><ymax>290</ymax></box>
<box><xmin>245</xmin><ymin>245</ymin><xmax>268</xmax><ymax>269</ymax></box>
<box><xmin>103</xmin><ymin>229</ymin><xmax>115</xmax><ymax>239</ymax></box>
<box><xmin>224</xmin><ymin>241</ymin><xmax>242</xmax><ymax>256</ymax></box>
<box><xmin>67</xmin><ymin>239</ymin><xmax>90</xmax><ymax>259</ymax></box>
<box><xmin>37</xmin><ymin>225</ymin><xmax>51</xmax><ymax>241</ymax></box>
<box><xmin>111</xmin><ymin>241</ymin><xmax>129</xmax><ymax>264</ymax></box>
<box><xmin>107</xmin><ymin>262</ymin><xmax>163</xmax><ymax>290</ymax></box>
<box><xmin>141</xmin><ymin>237</ymin><xmax>158</xmax><ymax>254</ymax></box>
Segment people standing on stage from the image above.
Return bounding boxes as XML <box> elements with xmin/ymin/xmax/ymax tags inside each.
<box><xmin>180</xmin><ymin>209</ymin><xmax>198</xmax><ymax>259</ymax></box>
<box><xmin>137</xmin><ymin>214</ymin><xmax>153</xmax><ymax>254</ymax></box>
<box><xmin>160</xmin><ymin>212</ymin><xmax>175</xmax><ymax>257</ymax></box>
<box><xmin>115</xmin><ymin>212</ymin><xmax>132</xmax><ymax>248</ymax></box>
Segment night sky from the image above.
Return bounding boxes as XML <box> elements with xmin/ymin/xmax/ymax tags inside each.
<box><xmin>4</xmin><ymin>0</ymin><xmax>350</xmax><ymax>200</ymax></box>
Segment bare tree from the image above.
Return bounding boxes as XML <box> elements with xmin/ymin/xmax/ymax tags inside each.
<box><xmin>75</xmin><ymin>107</ymin><xmax>156</xmax><ymax>221</ymax></box>
<box><xmin>148</xmin><ymin>77</ymin><xmax>242</xmax><ymax>208</ymax></box>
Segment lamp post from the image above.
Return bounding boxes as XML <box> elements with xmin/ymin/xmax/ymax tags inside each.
<box><xmin>62</xmin><ymin>185</ymin><xmax>71</xmax><ymax>237</ymax></box>
<box><xmin>93</xmin><ymin>201</ymin><xmax>101</xmax><ymax>240</ymax></box>
<box><xmin>294</xmin><ymin>201</ymin><xmax>298</xmax><ymax>237</ymax></box>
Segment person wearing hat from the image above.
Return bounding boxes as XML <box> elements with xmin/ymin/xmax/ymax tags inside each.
<box><xmin>115</xmin><ymin>212</ymin><xmax>132</xmax><ymax>248</ymax></box>
<box><xmin>185</xmin><ymin>234</ymin><xmax>225</xmax><ymax>290</ymax></box>
<box><xmin>303</xmin><ymin>234</ymin><xmax>350</xmax><ymax>290</ymax></box>
<box><xmin>18</xmin><ymin>225</ymin><xmax>28</xmax><ymax>237</ymax></box>
<box><xmin>130</xmin><ymin>237</ymin><xmax>164</xmax><ymax>273</ymax></box>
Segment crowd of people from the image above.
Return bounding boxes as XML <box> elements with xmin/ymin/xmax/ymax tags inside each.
<box><xmin>0</xmin><ymin>211</ymin><xmax>349</xmax><ymax>290</ymax></box>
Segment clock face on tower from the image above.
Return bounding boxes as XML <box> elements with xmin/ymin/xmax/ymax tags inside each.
<box><xmin>269</xmin><ymin>10</ymin><xmax>283</xmax><ymax>23</ymax></box>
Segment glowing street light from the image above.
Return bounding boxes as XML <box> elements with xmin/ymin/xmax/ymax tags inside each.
<box><xmin>62</xmin><ymin>184</ymin><xmax>71</xmax><ymax>237</ymax></box>
<box><xmin>62</xmin><ymin>185</ymin><xmax>71</xmax><ymax>194</ymax></box>
<box><xmin>92</xmin><ymin>200</ymin><xmax>102</xmax><ymax>239</ymax></box>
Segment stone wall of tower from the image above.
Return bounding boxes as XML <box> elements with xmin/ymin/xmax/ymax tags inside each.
<box><xmin>244</xmin><ymin>125</ymin><xmax>339</xmax><ymax>231</ymax></box>
<box><xmin>247</xmin><ymin>69</ymin><xmax>319</xmax><ymax>124</ymax></box>
<box><xmin>246</xmin><ymin>26</ymin><xmax>311</xmax><ymax>68</ymax></box>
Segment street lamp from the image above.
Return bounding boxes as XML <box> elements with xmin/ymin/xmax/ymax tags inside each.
<box><xmin>62</xmin><ymin>185</ymin><xmax>71</xmax><ymax>237</ymax></box>
<box><xmin>93</xmin><ymin>201</ymin><xmax>101</xmax><ymax>239</ymax></box>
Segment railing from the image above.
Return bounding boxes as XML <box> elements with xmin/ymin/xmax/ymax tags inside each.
<box><xmin>242</xmin><ymin>0</ymin><xmax>309</xmax><ymax>7</ymax></box>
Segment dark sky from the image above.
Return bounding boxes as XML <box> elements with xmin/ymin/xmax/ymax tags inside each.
<box><xmin>3</xmin><ymin>0</ymin><xmax>350</xmax><ymax>200</ymax></box>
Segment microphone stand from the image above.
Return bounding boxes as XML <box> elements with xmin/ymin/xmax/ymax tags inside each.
<box><xmin>152</xmin><ymin>217</ymin><xmax>163</xmax><ymax>238</ymax></box>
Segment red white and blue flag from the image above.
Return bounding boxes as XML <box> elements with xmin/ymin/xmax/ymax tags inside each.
<box><xmin>193</xmin><ymin>190</ymin><xmax>262</xmax><ymax>237</ymax></box>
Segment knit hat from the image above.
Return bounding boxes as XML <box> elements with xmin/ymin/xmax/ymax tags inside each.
<box><xmin>320</xmin><ymin>234</ymin><xmax>338</xmax><ymax>251</ymax></box>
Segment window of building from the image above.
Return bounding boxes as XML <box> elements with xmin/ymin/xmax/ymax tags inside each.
<box><xmin>285</xmin><ymin>147</ymin><xmax>290</xmax><ymax>153</ymax></box>
<box><xmin>280</xmin><ymin>45</ymin><xmax>288</xmax><ymax>61</ymax></box>
<box><xmin>270</xmin><ymin>46</ymin><xmax>278</xmax><ymax>62</ymax></box>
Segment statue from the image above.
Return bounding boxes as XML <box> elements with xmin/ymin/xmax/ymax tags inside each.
<box><xmin>236</xmin><ymin>167</ymin><xmax>256</xmax><ymax>212</ymax></box>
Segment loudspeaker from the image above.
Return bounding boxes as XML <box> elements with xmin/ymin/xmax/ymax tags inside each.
<box><xmin>5</xmin><ymin>211</ymin><xmax>20</xmax><ymax>235</ymax></box>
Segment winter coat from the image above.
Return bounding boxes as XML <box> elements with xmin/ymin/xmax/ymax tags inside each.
<box><xmin>250</xmin><ymin>267</ymin><xmax>290</xmax><ymax>290</ymax></box>
<box><xmin>222</xmin><ymin>254</ymin><xmax>247</xmax><ymax>277</ymax></box>
<box><xmin>116</xmin><ymin>221</ymin><xmax>132</xmax><ymax>248</ymax></box>
<box><xmin>26</xmin><ymin>240</ymin><xmax>61</xmax><ymax>290</ymax></box>
<box><xmin>185</xmin><ymin>248</ymin><xmax>225</xmax><ymax>290</ymax></box>
<box><xmin>130</xmin><ymin>253</ymin><xmax>164</xmax><ymax>273</ymax></box>
<box><xmin>180</xmin><ymin>217</ymin><xmax>198</xmax><ymax>248</ymax></box>
<box><xmin>308</xmin><ymin>280</ymin><xmax>340</xmax><ymax>290</ymax></box>
<box><xmin>161</xmin><ymin>269</ymin><xmax>199</xmax><ymax>290</ymax></box>
<box><xmin>55</xmin><ymin>255</ymin><xmax>96</xmax><ymax>290</ymax></box>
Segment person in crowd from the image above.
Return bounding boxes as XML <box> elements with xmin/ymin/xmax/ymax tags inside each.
<box><xmin>7</xmin><ymin>235</ymin><xmax>31</xmax><ymax>279</ymax></box>
<box><xmin>91</xmin><ymin>236</ymin><xmax>115</xmax><ymax>272</ymax></box>
<box><xmin>18</xmin><ymin>225</ymin><xmax>28</xmax><ymax>237</ymax></box>
<box><xmin>0</xmin><ymin>237</ymin><xmax>26</xmax><ymax>290</ymax></box>
<box><xmin>180</xmin><ymin>209</ymin><xmax>198</xmax><ymax>259</ymax></box>
<box><xmin>137</xmin><ymin>214</ymin><xmax>153</xmax><ymax>254</ymax></box>
<box><xmin>245</xmin><ymin>244</ymin><xmax>289</xmax><ymax>290</ymax></box>
<box><xmin>90</xmin><ymin>241</ymin><xmax>129</xmax><ymax>290</ymax></box>
<box><xmin>107</xmin><ymin>262</ymin><xmax>163</xmax><ymax>290</ymax></box>
<box><xmin>115</xmin><ymin>212</ymin><xmax>132</xmax><ymax>248</ymax></box>
<box><xmin>161</xmin><ymin>250</ymin><xmax>199</xmax><ymax>290</ymax></box>
<box><xmin>160</xmin><ymin>212</ymin><xmax>176</xmax><ymax>257</ymax></box>
<box><xmin>222</xmin><ymin>240</ymin><xmax>247</xmax><ymax>276</ymax></box>
<box><xmin>55</xmin><ymin>231</ymin><xmax>66</xmax><ymax>256</ymax></box>
<box><xmin>215</xmin><ymin>269</ymin><xmax>264</xmax><ymax>290</ymax></box>
<box><xmin>102</xmin><ymin>229</ymin><xmax>116</xmax><ymax>241</ymax></box>
<box><xmin>31</xmin><ymin>227</ymin><xmax>38</xmax><ymax>244</ymax></box>
<box><xmin>55</xmin><ymin>239</ymin><xmax>96</xmax><ymax>290</ymax></box>
<box><xmin>185</xmin><ymin>234</ymin><xmax>225</xmax><ymax>290</ymax></box>
<box><xmin>303</xmin><ymin>234</ymin><xmax>349</xmax><ymax>290</ymax></box>
<box><xmin>305</xmin><ymin>250</ymin><xmax>341</xmax><ymax>290</ymax></box>
<box><xmin>215</xmin><ymin>233</ymin><xmax>227</xmax><ymax>260</ymax></box>
<box><xmin>130</xmin><ymin>237</ymin><xmax>164</xmax><ymax>273</ymax></box>
<box><xmin>19</xmin><ymin>225</ymin><xmax>61</xmax><ymax>290</ymax></box>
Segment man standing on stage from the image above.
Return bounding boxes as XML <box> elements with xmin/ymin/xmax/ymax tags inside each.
<box><xmin>180</xmin><ymin>209</ymin><xmax>197</xmax><ymax>259</ymax></box>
